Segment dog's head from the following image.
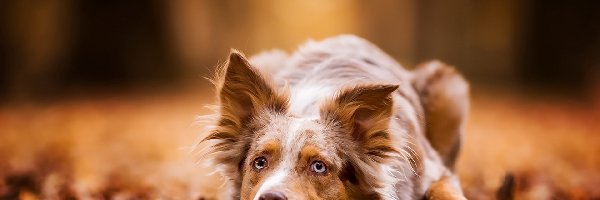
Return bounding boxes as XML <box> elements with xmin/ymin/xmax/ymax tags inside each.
<box><xmin>203</xmin><ymin>51</ymin><xmax>401</xmax><ymax>200</ymax></box>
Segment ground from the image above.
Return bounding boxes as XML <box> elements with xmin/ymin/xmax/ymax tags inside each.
<box><xmin>1</xmin><ymin>87</ymin><xmax>599</xmax><ymax>199</ymax></box>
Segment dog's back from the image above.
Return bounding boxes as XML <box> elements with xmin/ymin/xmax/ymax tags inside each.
<box><xmin>256</xmin><ymin>36</ymin><xmax>413</xmax><ymax>116</ymax></box>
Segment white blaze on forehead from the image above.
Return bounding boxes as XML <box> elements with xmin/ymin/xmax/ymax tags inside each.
<box><xmin>253</xmin><ymin>118</ymin><xmax>307</xmax><ymax>200</ymax></box>
<box><xmin>288</xmin><ymin>84</ymin><xmax>333</xmax><ymax>117</ymax></box>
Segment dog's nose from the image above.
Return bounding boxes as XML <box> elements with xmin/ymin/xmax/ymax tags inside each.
<box><xmin>258</xmin><ymin>191</ymin><xmax>287</xmax><ymax>200</ymax></box>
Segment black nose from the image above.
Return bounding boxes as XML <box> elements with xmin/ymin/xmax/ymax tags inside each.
<box><xmin>258</xmin><ymin>191</ymin><xmax>287</xmax><ymax>200</ymax></box>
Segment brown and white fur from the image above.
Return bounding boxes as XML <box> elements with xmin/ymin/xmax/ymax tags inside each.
<box><xmin>201</xmin><ymin>35</ymin><xmax>469</xmax><ymax>200</ymax></box>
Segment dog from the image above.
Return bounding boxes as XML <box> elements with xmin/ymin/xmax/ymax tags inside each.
<box><xmin>201</xmin><ymin>35</ymin><xmax>469</xmax><ymax>200</ymax></box>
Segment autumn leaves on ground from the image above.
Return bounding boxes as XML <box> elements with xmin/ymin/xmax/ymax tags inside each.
<box><xmin>1</xmin><ymin>87</ymin><xmax>599</xmax><ymax>199</ymax></box>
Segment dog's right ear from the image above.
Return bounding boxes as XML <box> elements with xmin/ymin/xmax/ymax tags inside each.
<box><xmin>203</xmin><ymin>50</ymin><xmax>287</xmax><ymax>188</ymax></box>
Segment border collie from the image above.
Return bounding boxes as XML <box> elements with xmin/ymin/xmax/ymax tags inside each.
<box><xmin>201</xmin><ymin>35</ymin><xmax>468</xmax><ymax>200</ymax></box>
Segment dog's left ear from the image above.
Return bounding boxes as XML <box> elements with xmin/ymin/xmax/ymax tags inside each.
<box><xmin>320</xmin><ymin>84</ymin><xmax>399</xmax><ymax>158</ymax></box>
<box><xmin>412</xmin><ymin>61</ymin><xmax>469</xmax><ymax>170</ymax></box>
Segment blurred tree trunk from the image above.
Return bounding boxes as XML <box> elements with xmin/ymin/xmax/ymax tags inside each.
<box><xmin>60</xmin><ymin>0</ymin><xmax>177</xmax><ymax>93</ymax></box>
<box><xmin>415</xmin><ymin>0</ymin><xmax>524</xmax><ymax>86</ymax></box>
<box><xmin>518</xmin><ymin>0</ymin><xmax>600</xmax><ymax>96</ymax></box>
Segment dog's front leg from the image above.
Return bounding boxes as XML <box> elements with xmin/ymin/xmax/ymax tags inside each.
<box><xmin>425</xmin><ymin>176</ymin><xmax>467</xmax><ymax>200</ymax></box>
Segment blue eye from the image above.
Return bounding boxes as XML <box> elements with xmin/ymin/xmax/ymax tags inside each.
<box><xmin>310</xmin><ymin>161</ymin><xmax>327</xmax><ymax>174</ymax></box>
<box><xmin>253</xmin><ymin>157</ymin><xmax>268</xmax><ymax>171</ymax></box>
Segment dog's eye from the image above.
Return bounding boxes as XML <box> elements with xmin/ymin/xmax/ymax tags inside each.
<box><xmin>310</xmin><ymin>161</ymin><xmax>327</xmax><ymax>174</ymax></box>
<box><xmin>253</xmin><ymin>157</ymin><xmax>268</xmax><ymax>171</ymax></box>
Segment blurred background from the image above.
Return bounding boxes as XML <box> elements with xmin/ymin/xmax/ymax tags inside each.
<box><xmin>0</xmin><ymin>0</ymin><xmax>599</xmax><ymax>199</ymax></box>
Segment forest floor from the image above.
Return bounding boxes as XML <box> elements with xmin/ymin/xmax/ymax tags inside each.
<box><xmin>1</xmin><ymin>87</ymin><xmax>599</xmax><ymax>199</ymax></box>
